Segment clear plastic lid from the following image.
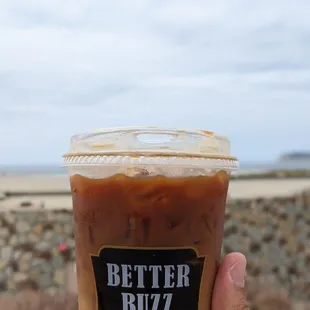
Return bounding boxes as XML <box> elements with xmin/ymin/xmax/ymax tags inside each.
<box><xmin>62</xmin><ymin>127</ymin><xmax>238</xmax><ymax>170</ymax></box>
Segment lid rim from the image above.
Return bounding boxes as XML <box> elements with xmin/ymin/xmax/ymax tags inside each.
<box><xmin>63</xmin><ymin>152</ymin><xmax>238</xmax><ymax>162</ymax></box>
<box><xmin>62</xmin><ymin>154</ymin><xmax>239</xmax><ymax>171</ymax></box>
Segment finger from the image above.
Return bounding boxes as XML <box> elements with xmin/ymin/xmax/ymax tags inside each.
<box><xmin>212</xmin><ymin>252</ymin><xmax>248</xmax><ymax>310</ymax></box>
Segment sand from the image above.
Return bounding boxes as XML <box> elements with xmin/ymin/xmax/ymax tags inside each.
<box><xmin>1</xmin><ymin>174</ymin><xmax>310</xmax><ymax>210</ymax></box>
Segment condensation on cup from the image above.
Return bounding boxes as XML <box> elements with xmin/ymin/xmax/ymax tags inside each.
<box><xmin>62</xmin><ymin>127</ymin><xmax>239</xmax><ymax>310</ymax></box>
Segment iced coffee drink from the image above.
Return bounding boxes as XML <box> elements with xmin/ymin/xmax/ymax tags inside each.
<box><xmin>63</xmin><ymin>127</ymin><xmax>238</xmax><ymax>310</ymax></box>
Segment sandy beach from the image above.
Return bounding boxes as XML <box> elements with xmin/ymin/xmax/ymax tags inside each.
<box><xmin>1</xmin><ymin>174</ymin><xmax>310</xmax><ymax>210</ymax></box>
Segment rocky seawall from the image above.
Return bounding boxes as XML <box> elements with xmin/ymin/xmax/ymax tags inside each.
<box><xmin>0</xmin><ymin>190</ymin><xmax>309</xmax><ymax>304</ymax></box>
<box><xmin>0</xmin><ymin>210</ymin><xmax>75</xmax><ymax>295</ymax></box>
<box><xmin>224</xmin><ymin>191</ymin><xmax>310</xmax><ymax>304</ymax></box>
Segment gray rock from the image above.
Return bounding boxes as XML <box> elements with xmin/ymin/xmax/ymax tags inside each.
<box><xmin>35</xmin><ymin>241</ymin><xmax>50</xmax><ymax>252</ymax></box>
<box><xmin>5</xmin><ymin>266</ymin><xmax>13</xmax><ymax>276</ymax></box>
<box><xmin>54</xmin><ymin>224</ymin><xmax>63</xmax><ymax>234</ymax></box>
<box><xmin>21</xmin><ymin>252</ymin><xmax>33</xmax><ymax>261</ymax></box>
<box><xmin>4</xmin><ymin>213</ymin><xmax>15</xmax><ymax>225</ymax></box>
<box><xmin>17</xmin><ymin>235</ymin><xmax>28</xmax><ymax>245</ymax></box>
<box><xmin>43</xmin><ymin>230</ymin><xmax>54</xmax><ymax>242</ymax></box>
<box><xmin>0</xmin><ymin>192</ymin><xmax>6</xmax><ymax>200</ymax></box>
<box><xmin>223</xmin><ymin>234</ymin><xmax>249</xmax><ymax>253</ymax></box>
<box><xmin>0</xmin><ymin>270</ymin><xmax>7</xmax><ymax>283</ymax></box>
<box><xmin>29</xmin><ymin>268</ymin><xmax>41</xmax><ymax>281</ymax></box>
<box><xmin>0</xmin><ymin>238</ymin><xmax>6</xmax><ymax>247</ymax></box>
<box><xmin>67</xmin><ymin>239</ymin><xmax>75</xmax><ymax>248</ymax></box>
<box><xmin>53</xmin><ymin>268</ymin><xmax>66</xmax><ymax>286</ymax></box>
<box><xmin>34</xmin><ymin>213</ymin><xmax>46</xmax><ymax>222</ymax></box>
<box><xmin>223</xmin><ymin>219</ymin><xmax>239</xmax><ymax>237</ymax></box>
<box><xmin>30</xmin><ymin>260</ymin><xmax>53</xmax><ymax>278</ymax></box>
<box><xmin>16</xmin><ymin>221</ymin><xmax>30</xmax><ymax>233</ymax></box>
<box><xmin>41</xmin><ymin>262</ymin><xmax>54</xmax><ymax>274</ymax></box>
<box><xmin>64</xmin><ymin>223</ymin><xmax>73</xmax><ymax>234</ymax></box>
<box><xmin>8</xmin><ymin>235</ymin><xmax>17</xmax><ymax>246</ymax></box>
<box><xmin>13</xmin><ymin>250</ymin><xmax>23</xmax><ymax>260</ymax></box>
<box><xmin>7</xmin><ymin>277</ymin><xmax>15</xmax><ymax>290</ymax></box>
<box><xmin>260</xmin><ymin>225</ymin><xmax>275</xmax><ymax>242</ymax></box>
<box><xmin>296</xmin><ymin>231</ymin><xmax>308</xmax><ymax>244</ymax></box>
<box><xmin>13</xmin><ymin>272</ymin><xmax>27</xmax><ymax>283</ymax></box>
<box><xmin>286</xmin><ymin>204</ymin><xmax>301</xmax><ymax>217</ymax></box>
<box><xmin>28</xmin><ymin>233</ymin><xmax>40</xmax><ymax>243</ymax></box>
<box><xmin>56</xmin><ymin>213</ymin><xmax>73</xmax><ymax>224</ymax></box>
<box><xmin>71</xmin><ymin>251</ymin><xmax>76</xmax><ymax>260</ymax></box>
<box><xmin>1</xmin><ymin>246</ymin><xmax>12</xmax><ymax>260</ymax></box>
<box><xmin>38</xmin><ymin>272</ymin><xmax>53</xmax><ymax>288</ymax></box>
<box><xmin>16</xmin><ymin>212</ymin><xmax>35</xmax><ymax>222</ymax></box>
<box><xmin>47</xmin><ymin>212</ymin><xmax>57</xmax><ymax>222</ymax></box>
<box><xmin>51</xmin><ymin>255</ymin><xmax>64</xmax><ymax>269</ymax></box>
<box><xmin>30</xmin><ymin>258</ymin><xmax>46</xmax><ymax>269</ymax></box>
<box><xmin>0</xmin><ymin>259</ymin><xmax>8</xmax><ymax>270</ymax></box>
<box><xmin>278</xmin><ymin>265</ymin><xmax>289</xmax><ymax>280</ymax></box>
<box><xmin>52</xmin><ymin>235</ymin><xmax>65</xmax><ymax>244</ymax></box>
<box><xmin>246</xmin><ymin>227</ymin><xmax>265</xmax><ymax>242</ymax></box>
<box><xmin>18</xmin><ymin>260</ymin><xmax>30</xmax><ymax>273</ymax></box>
<box><xmin>0</xmin><ymin>228</ymin><xmax>9</xmax><ymax>239</ymax></box>
<box><xmin>265</xmin><ymin>245</ymin><xmax>284</xmax><ymax>266</ymax></box>
<box><xmin>257</xmin><ymin>274</ymin><xmax>278</xmax><ymax>286</ymax></box>
<box><xmin>295</xmin><ymin>217</ymin><xmax>308</xmax><ymax>229</ymax></box>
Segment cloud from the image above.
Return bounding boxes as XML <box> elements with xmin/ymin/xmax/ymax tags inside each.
<box><xmin>0</xmin><ymin>0</ymin><xmax>310</xmax><ymax>164</ymax></box>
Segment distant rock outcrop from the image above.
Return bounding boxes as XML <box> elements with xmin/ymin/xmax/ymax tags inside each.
<box><xmin>0</xmin><ymin>192</ymin><xmax>6</xmax><ymax>201</ymax></box>
<box><xmin>279</xmin><ymin>152</ymin><xmax>310</xmax><ymax>161</ymax></box>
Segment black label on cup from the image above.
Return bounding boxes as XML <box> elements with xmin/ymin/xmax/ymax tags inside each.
<box><xmin>91</xmin><ymin>247</ymin><xmax>205</xmax><ymax>310</ymax></box>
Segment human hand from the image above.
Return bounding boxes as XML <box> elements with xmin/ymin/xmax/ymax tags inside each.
<box><xmin>212</xmin><ymin>252</ymin><xmax>248</xmax><ymax>310</ymax></box>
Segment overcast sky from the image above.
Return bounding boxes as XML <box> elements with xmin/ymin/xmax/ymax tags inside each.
<box><xmin>0</xmin><ymin>0</ymin><xmax>309</xmax><ymax>165</ymax></box>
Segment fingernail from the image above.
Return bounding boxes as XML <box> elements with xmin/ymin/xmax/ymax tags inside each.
<box><xmin>229</xmin><ymin>261</ymin><xmax>246</xmax><ymax>288</ymax></box>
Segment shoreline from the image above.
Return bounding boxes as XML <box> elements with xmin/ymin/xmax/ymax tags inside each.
<box><xmin>1</xmin><ymin>173</ymin><xmax>310</xmax><ymax>210</ymax></box>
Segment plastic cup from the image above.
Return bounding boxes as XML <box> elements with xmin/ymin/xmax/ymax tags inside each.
<box><xmin>63</xmin><ymin>127</ymin><xmax>238</xmax><ymax>310</ymax></box>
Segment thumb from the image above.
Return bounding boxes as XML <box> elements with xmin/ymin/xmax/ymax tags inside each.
<box><xmin>212</xmin><ymin>252</ymin><xmax>249</xmax><ymax>310</ymax></box>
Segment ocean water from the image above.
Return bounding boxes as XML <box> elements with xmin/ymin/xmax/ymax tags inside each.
<box><xmin>1</xmin><ymin>160</ymin><xmax>310</xmax><ymax>175</ymax></box>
